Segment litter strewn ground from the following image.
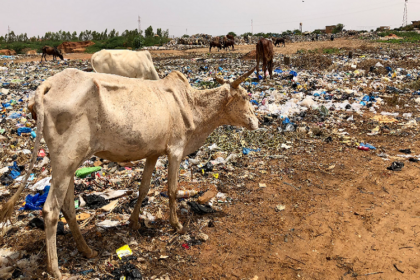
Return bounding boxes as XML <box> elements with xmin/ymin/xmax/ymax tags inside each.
<box><xmin>0</xmin><ymin>38</ymin><xmax>420</xmax><ymax>279</ymax></box>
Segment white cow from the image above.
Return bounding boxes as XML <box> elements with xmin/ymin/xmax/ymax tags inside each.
<box><xmin>91</xmin><ymin>49</ymin><xmax>159</xmax><ymax>79</ymax></box>
<box><xmin>1</xmin><ymin>67</ymin><xmax>258</xmax><ymax>279</ymax></box>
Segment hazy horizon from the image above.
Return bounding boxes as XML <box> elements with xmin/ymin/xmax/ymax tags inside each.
<box><xmin>1</xmin><ymin>0</ymin><xmax>420</xmax><ymax>38</ymax></box>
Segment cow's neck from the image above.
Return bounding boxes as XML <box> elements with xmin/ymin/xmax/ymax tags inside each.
<box><xmin>184</xmin><ymin>86</ymin><xmax>229</xmax><ymax>154</ymax></box>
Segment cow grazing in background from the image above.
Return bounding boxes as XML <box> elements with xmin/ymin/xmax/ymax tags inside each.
<box><xmin>256</xmin><ymin>38</ymin><xmax>274</xmax><ymax>79</ymax></box>
<box><xmin>1</xmin><ymin>67</ymin><xmax>258</xmax><ymax>279</ymax></box>
<box><xmin>91</xmin><ymin>50</ymin><xmax>159</xmax><ymax>79</ymax></box>
<box><xmin>226</xmin><ymin>34</ymin><xmax>235</xmax><ymax>41</ymax></box>
<box><xmin>209</xmin><ymin>40</ymin><xmax>222</xmax><ymax>52</ymax></box>
<box><xmin>273</xmin><ymin>38</ymin><xmax>286</xmax><ymax>47</ymax></box>
<box><xmin>40</xmin><ymin>46</ymin><xmax>63</xmax><ymax>62</ymax></box>
<box><xmin>223</xmin><ymin>39</ymin><xmax>235</xmax><ymax>51</ymax></box>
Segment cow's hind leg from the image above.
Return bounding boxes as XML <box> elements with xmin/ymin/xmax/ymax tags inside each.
<box><xmin>262</xmin><ymin>58</ymin><xmax>267</xmax><ymax>80</ymax></box>
<box><xmin>43</xmin><ymin>163</ymin><xmax>75</xmax><ymax>279</ymax></box>
<box><xmin>168</xmin><ymin>151</ymin><xmax>183</xmax><ymax>233</ymax></box>
<box><xmin>61</xmin><ymin>175</ymin><xmax>97</xmax><ymax>258</ymax></box>
<box><xmin>268</xmin><ymin>60</ymin><xmax>273</xmax><ymax>79</ymax></box>
<box><xmin>129</xmin><ymin>156</ymin><xmax>158</xmax><ymax>230</ymax></box>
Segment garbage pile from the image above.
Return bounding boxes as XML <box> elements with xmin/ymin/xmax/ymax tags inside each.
<box><xmin>0</xmin><ymin>43</ymin><xmax>419</xmax><ymax>278</ymax></box>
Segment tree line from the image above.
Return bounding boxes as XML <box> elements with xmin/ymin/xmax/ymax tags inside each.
<box><xmin>0</xmin><ymin>26</ymin><xmax>169</xmax><ymax>44</ymax></box>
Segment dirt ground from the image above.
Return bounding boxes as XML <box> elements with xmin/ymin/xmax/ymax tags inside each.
<box><xmin>9</xmin><ymin>38</ymin><xmax>377</xmax><ymax>63</ymax></box>
<box><xmin>1</xmin><ymin>38</ymin><xmax>420</xmax><ymax>280</ymax></box>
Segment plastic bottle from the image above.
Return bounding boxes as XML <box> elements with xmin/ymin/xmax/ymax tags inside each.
<box><xmin>358</xmin><ymin>146</ymin><xmax>369</xmax><ymax>151</ymax></box>
<box><xmin>176</xmin><ymin>190</ymin><xmax>198</xmax><ymax>198</ymax></box>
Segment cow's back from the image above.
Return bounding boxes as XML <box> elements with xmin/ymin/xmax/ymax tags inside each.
<box><xmin>91</xmin><ymin>50</ymin><xmax>159</xmax><ymax>80</ymax></box>
<box><xmin>42</xmin><ymin>69</ymin><xmax>190</xmax><ymax>161</ymax></box>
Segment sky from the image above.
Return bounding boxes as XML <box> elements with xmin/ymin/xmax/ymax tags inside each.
<box><xmin>1</xmin><ymin>0</ymin><xmax>420</xmax><ymax>38</ymax></box>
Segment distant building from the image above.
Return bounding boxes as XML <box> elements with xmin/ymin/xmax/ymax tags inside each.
<box><xmin>412</xmin><ymin>21</ymin><xmax>420</xmax><ymax>28</ymax></box>
<box><xmin>378</xmin><ymin>26</ymin><xmax>390</xmax><ymax>31</ymax></box>
<box><xmin>325</xmin><ymin>26</ymin><xmax>336</xmax><ymax>34</ymax></box>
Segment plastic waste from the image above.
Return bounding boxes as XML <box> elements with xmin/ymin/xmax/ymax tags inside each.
<box><xmin>17</xmin><ymin>127</ymin><xmax>31</xmax><ymax>136</ymax></box>
<box><xmin>387</xmin><ymin>162</ymin><xmax>404</xmax><ymax>171</ymax></box>
<box><xmin>20</xmin><ymin>185</ymin><xmax>50</xmax><ymax>211</ymax></box>
<box><xmin>116</xmin><ymin>245</ymin><xmax>133</xmax><ymax>260</ymax></box>
<box><xmin>177</xmin><ymin>190</ymin><xmax>198</xmax><ymax>198</ymax></box>
<box><xmin>75</xmin><ymin>166</ymin><xmax>102</xmax><ymax>178</ymax></box>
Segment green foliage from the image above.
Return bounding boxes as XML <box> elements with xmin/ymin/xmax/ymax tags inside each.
<box><xmin>145</xmin><ymin>26</ymin><xmax>154</xmax><ymax>38</ymax></box>
<box><xmin>377</xmin><ymin>31</ymin><xmax>420</xmax><ymax>44</ymax></box>
<box><xmin>182</xmin><ymin>34</ymin><xmax>189</xmax><ymax>38</ymax></box>
<box><xmin>133</xmin><ymin>37</ymin><xmax>144</xmax><ymax>49</ymax></box>
<box><xmin>162</xmin><ymin>29</ymin><xmax>169</xmax><ymax>38</ymax></box>
<box><xmin>241</xmin><ymin>32</ymin><xmax>253</xmax><ymax>37</ymax></box>
<box><xmin>227</xmin><ymin>32</ymin><xmax>237</xmax><ymax>37</ymax></box>
<box><xmin>293</xmin><ymin>29</ymin><xmax>302</xmax><ymax>35</ymax></box>
<box><xmin>333</xmin><ymin>23</ymin><xmax>344</xmax><ymax>34</ymax></box>
<box><xmin>0</xmin><ymin>27</ymin><xmax>168</xmax><ymax>54</ymax></box>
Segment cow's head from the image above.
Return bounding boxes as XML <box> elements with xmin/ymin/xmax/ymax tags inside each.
<box><xmin>215</xmin><ymin>67</ymin><xmax>259</xmax><ymax>131</ymax></box>
<box><xmin>55</xmin><ymin>48</ymin><xmax>64</xmax><ymax>60</ymax></box>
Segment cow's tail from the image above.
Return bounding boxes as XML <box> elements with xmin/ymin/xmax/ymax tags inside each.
<box><xmin>0</xmin><ymin>81</ymin><xmax>48</xmax><ymax>224</ymax></box>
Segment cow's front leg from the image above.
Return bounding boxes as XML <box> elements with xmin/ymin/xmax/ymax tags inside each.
<box><xmin>129</xmin><ymin>156</ymin><xmax>158</xmax><ymax>230</ymax></box>
<box><xmin>168</xmin><ymin>151</ymin><xmax>184</xmax><ymax>233</ymax></box>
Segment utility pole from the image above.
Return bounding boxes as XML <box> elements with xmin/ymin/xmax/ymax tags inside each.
<box><xmin>300</xmin><ymin>22</ymin><xmax>302</xmax><ymax>33</ymax></box>
<box><xmin>402</xmin><ymin>0</ymin><xmax>408</xmax><ymax>27</ymax></box>
<box><xmin>186</xmin><ymin>28</ymin><xmax>188</xmax><ymax>35</ymax></box>
<box><xmin>138</xmin><ymin>16</ymin><xmax>141</xmax><ymax>33</ymax></box>
<box><xmin>8</xmin><ymin>26</ymin><xmax>10</xmax><ymax>35</ymax></box>
<box><xmin>251</xmin><ymin>19</ymin><xmax>253</xmax><ymax>34</ymax></box>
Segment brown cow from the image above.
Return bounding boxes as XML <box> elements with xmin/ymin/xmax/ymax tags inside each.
<box><xmin>41</xmin><ymin>46</ymin><xmax>63</xmax><ymax>62</ymax></box>
<box><xmin>256</xmin><ymin>38</ymin><xmax>274</xmax><ymax>79</ymax></box>
<box><xmin>209</xmin><ymin>40</ymin><xmax>222</xmax><ymax>52</ymax></box>
<box><xmin>273</xmin><ymin>38</ymin><xmax>285</xmax><ymax>47</ymax></box>
<box><xmin>226</xmin><ymin>34</ymin><xmax>235</xmax><ymax>41</ymax></box>
<box><xmin>223</xmin><ymin>39</ymin><xmax>235</xmax><ymax>51</ymax></box>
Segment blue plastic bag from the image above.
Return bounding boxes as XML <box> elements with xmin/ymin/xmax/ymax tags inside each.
<box><xmin>8</xmin><ymin>162</ymin><xmax>21</xmax><ymax>179</ymax></box>
<box><xmin>282</xmin><ymin>118</ymin><xmax>290</xmax><ymax>124</ymax></box>
<box><xmin>8</xmin><ymin>112</ymin><xmax>22</xmax><ymax>119</ymax></box>
<box><xmin>242</xmin><ymin>147</ymin><xmax>261</xmax><ymax>155</ymax></box>
<box><xmin>17</xmin><ymin>127</ymin><xmax>32</xmax><ymax>136</ymax></box>
<box><xmin>360</xmin><ymin>143</ymin><xmax>376</xmax><ymax>150</ymax></box>
<box><xmin>290</xmin><ymin>71</ymin><xmax>298</xmax><ymax>77</ymax></box>
<box><xmin>20</xmin><ymin>185</ymin><xmax>50</xmax><ymax>211</ymax></box>
<box><xmin>250</xmin><ymin>100</ymin><xmax>259</xmax><ymax>105</ymax></box>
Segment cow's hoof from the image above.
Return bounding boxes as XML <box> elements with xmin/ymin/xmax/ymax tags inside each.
<box><xmin>174</xmin><ymin>223</ymin><xmax>186</xmax><ymax>234</ymax></box>
<box><xmin>48</xmin><ymin>268</ymin><xmax>62</xmax><ymax>279</ymax></box>
<box><xmin>86</xmin><ymin>249</ymin><xmax>98</xmax><ymax>259</ymax></box>
<box><xmin>128</xmin><ymin>220</ymin><xmax>141</xmax><ymax>231</ymax></box>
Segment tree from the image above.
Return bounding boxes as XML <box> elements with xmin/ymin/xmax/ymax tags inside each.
<box><xmin>182</xmin><ymin>34</ymin><xmax>189</xmax><ymax>38</ymax></box>
<box><xmin>71</xmin><ymin>31</ymin><xmax>78</xmax><ymax>41</ymax></box>
<box><xmin>227</xmin><ymin>31</ymin><xmax>237</xmax><ymax>37</ymax></box>
<box><xmin>163</xmin><ymin>29</ymin><xmax>169</xmax><ymax>38</ymax></box>
<box><xmin>293</xmin><ymin>29</ymin><xmax>302</xmax><ymax>35</ymax></box>
<box><xmin>241</xmin><ymin>32</ymin><xmax>252</xmax><ymax>37</ymax></box>
<box><xmin>145</xmin><ymin>26</ymin><xmax>154</xmax><ymax>37</ymax></box>
<box><xmin>333</xmin><ymin>23</ymin><xmax>344</xmax><ymax>34</ymax></box>
<box><xmin>156</xmin><ymin>28</ymin><xmax>162</xmax><ymax>37</ymax></box>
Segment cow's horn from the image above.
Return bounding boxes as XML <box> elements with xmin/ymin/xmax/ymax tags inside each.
<box><xmin>231</xmin><ymin>67</ymin><xmax>255</xmax><ymax>89</ymax></box>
